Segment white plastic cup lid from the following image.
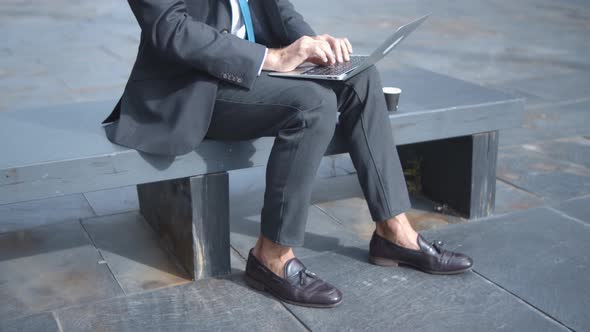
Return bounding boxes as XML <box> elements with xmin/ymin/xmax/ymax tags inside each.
<box><xmin>382</xmin><ymin>87</ymin><xmax>402</xmax><ymax>94</ymax></box>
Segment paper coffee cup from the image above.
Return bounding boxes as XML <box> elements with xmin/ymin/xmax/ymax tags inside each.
<box><xmin>383</xmin><ymin>87</ymin><xmax>401</xmax><ymax>112</ymax></box>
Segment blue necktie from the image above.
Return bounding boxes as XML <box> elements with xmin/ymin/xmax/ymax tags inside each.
<box><xmin>237</xmin><ymin>0</ymin><xmax>256</xmax><ymax>43</ymax></box>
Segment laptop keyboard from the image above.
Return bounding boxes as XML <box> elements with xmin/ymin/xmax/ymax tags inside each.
<box><xmin>302</xmin><ymin>55</ymin><xmax>367</xmax><ymax>76</ymax></box>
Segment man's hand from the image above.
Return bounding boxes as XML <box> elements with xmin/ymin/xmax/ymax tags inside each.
<box><xmin>310</xmin><ymin>34</ymin><xmax>353</xmax><ymax>63</ymax></box>
<box><xmin>263</xmin><ymin>35</ymin><xmax>353</xmax><ymax>73</ymax></box>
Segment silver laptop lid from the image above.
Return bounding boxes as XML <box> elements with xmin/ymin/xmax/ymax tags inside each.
<box><xmin>346</xmin><ymin>14</ymin><xmax>430</xmax><ymax>79</ymax></box>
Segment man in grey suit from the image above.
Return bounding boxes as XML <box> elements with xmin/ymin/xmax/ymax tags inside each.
<box><xmin>102</xmin><ymin>0</ymin><xmax>473</xmax><ymax>308</ymax></box>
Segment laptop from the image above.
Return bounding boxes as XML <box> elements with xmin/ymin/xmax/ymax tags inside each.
<box><xmin>268</xmin><ymin>14</ymin><xmax>429</xmax><ymax>81</ymax></box>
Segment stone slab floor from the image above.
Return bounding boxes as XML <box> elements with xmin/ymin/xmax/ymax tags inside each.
<box><xmin>1</xmin><ymin>0</ymin><xmax>589</xmax><ymax>331</ymax></box>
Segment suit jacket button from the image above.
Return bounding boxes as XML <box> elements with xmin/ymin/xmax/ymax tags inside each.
<box><xmin>220</xmin><ymin>28</ymin><xmax>229</xmax><ymax>34</ymax></box>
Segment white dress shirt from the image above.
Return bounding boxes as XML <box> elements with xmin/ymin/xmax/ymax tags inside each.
<box><xmin>228</xmin><ymin>0</ymin><xmax>267</xmax><ymax>75</ymax></box>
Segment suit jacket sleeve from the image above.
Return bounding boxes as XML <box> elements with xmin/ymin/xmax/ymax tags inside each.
<box><xmin>275</xmin><ymin>0</ymin><xmax>316</xmax><ymax>44</ymax></box>
<box><xmin>127</xmin><ymin>0</ymin><xmax>267</xmax><ymax>89</ymax></box>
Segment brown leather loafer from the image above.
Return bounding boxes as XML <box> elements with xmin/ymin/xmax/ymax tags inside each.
<box><xmin>244</xmin><ymin>249</ymin><xmax>343</xmax><ymax>308</ymax></box>
<box><xmin>369</xmin><ymin>231</ymin><xmax>473</xmax><ymax>275</ymax></box>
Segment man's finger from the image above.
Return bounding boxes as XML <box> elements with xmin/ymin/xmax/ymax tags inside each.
<box><xmin>309</xmin><ymin>42</ymin><xmax>330</xmax><ymax>64</ymax></box>
<box><xmin>314</xmin><ymin>48</ymin><xmax>328</xmax><ymax>64</ymax></box>
<box><xmin>331</xmin><ymin>37</ymin><xmax>343</xmax><ymax>63</ymax></box>
<box><xmin>344</xmin><ymin>38</ymin><xmax>353</xmax><ymax>54</ymax></box>
<box><xmin>339</xmin><ymin>39</ymin><xmax>350</xmax><ymax>61</ymax></box>
<box><xmin>318</xmin><ymin>41</ymin><xmax>336</xmax><ymax>65</ymax></box>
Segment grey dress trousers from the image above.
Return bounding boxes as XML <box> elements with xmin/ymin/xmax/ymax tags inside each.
<box><xmin>205</xmin><ymin>65</ymin><xmax>412</xmax><ymax>246</ymax></box>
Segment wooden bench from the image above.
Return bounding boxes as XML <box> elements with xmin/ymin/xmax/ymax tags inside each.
<box><xmin>0</xmin><ymin>66</ymin><xmax>524</xmax><ymax>280</ymax></box>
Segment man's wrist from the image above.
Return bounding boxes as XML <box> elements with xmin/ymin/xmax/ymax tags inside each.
<box><xmin>257</xmin><ymin>48</ymin><xmax>268</xmax><ymax>76</ymax></box>
<box><xmin>262</xmin><ymin>49</ymin><xmax>282</xmax><ymax>72</ymax></box>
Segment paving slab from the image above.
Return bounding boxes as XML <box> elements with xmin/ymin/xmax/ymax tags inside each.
<box><xmin>230</xmin><ymin>247</ymin><xmax>247</xmax><ymax>272</ymax></box>
<box><xmin>498</xmin><ymin>127</ymin><xmax>543</xmax><ymax>149</ymax></box>
<box><xmin>310</xmin><ymin>172</ymin><xmax>365</xmax><ymax>205</ymax></box>
<box><xmin>315</xmin><ymin>195</ymin><xmax>462</xmax><ymax>240</ymax></box>
<box><xmin>494</xmin><ymin>179</ymin><xmax>545</xmax><ymax>215</ymax></box>
<box><xmin>425</xmin><ymin>207</ymin><xmax>590</xmax><ymax>332</ymax></box>
<box><xmin>71</xmin><ymin>85</ymin><xmax>126</xmax><ymax>103</ymax></box>
<box><xmin>496</xmin><ymin>72</ymin><xmax>590</xmax><ymax>103</ymax></box>
<box><xmin>83</xmin><ymin>185</ymin><xmax>139</xmax><ymax>216</ymax></box>
<box><xmin>81</xmin><ymin>211</ymin><xmax>190</xmax><ymax>295</ymax></box>
<box><xmin>524</xmin><ymin>99</ymin><xmax>590</xmax><ymax>138</ymax></box>
<box><xmin>0</xmin><ymin>54</ymin><xmax>48</xmax><ymax>77</ymax></box>
<box><xmin>0</xmin><ymin>88</ymin><xmax>80</xmax><ymax>113</ymax></box>
<box><xmin>552</xmin><ymin>195</ymin><xmax>590</xmax><ymax>225</ymax></box>
<box><xmin>0</xmin><ymin>74</ymin><xmax>68</xmax><ymax>95</ymax></box>
<box><xmin>497</xmin><ymin>145</ymin><xmax>590</xmax><ymax>202</ymax></box>
<box><xmin>312</xmin><ymin>175</ymin><xmax>463</xmax><ymax>240</ymax></box>
<box><xmin>499</xmin><ymin>100</ymin><xmax>590</xmax><ymax>147</ymax></box>
<box><xmin>0</xmin><ymin>312</ymin><xmax>60</xmax><ymax>332</ymax></box>
<box><xmin>486</xmin><ymin>82</ymin><xmax>547</xmax><ymax>108</ymax></box>
<box><xmin>283</xmin><ymin>250</ymin><xmax>566</xmax><ymax>332</ymax></box>
<box><xmin>520</xmin><ymin>136</ymin><xmax>590</xmax><ymax>168</ymax></box>
<box><xmin>56</xmin><ymin>275</ymin><xmax>306</xmax><ymax>332</ymax></box>
<box><xmin>0</xmin><ymin>193</ymin><xmax>95</xmax><ymax>234</ymax></box>
<box><xmin>0</xmin><ymin>220</ymin><xmax>123</xmax><ymax>321</ymax></box>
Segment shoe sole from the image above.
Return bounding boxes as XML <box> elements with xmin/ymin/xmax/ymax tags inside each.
<box><xmin>244</xmin><ymin>275</ymin><xmax>343</xmax><ymax>308</ymax></box>
<box><xmin>368</xmin><ymin>255</ymin><xmax>472</xmax><ymax>275</ymax></box>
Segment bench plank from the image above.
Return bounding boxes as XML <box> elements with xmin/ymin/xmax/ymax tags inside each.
<box><xmin>0</xmin><ymin>66</ymin><xmax>523</xmax><ymax>205</ymax></box>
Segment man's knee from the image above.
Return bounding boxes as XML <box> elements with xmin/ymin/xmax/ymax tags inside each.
<box><xmin>350</xmin><ymin>64</ymin><xmax>380</xmax><ymax>84</ymax></box>
<box><xmin>285</xmin><ymin>83</ymin><xmax>337</xmax><ymax>135</ymax></box>
<box><xmin>343</xmin><ymin>64</ymin><xmax>384</xmax><ymax>107</ymax></box>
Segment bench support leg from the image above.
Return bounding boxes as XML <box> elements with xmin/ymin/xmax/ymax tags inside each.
<box><xmin>419</xmin><ymin>131</ymin><xmax>498</xmax><ymax>219</ymax></box>
<box><xmin>136</xmin><ymin>172</ymin><xmax>231</xmax><ymax>280</ymax></box>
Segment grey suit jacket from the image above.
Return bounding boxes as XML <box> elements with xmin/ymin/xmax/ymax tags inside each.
<box><xmin>101</xmin><ymin>0</ymin><xmax>315</xmax><ymax>156</ymax></box>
